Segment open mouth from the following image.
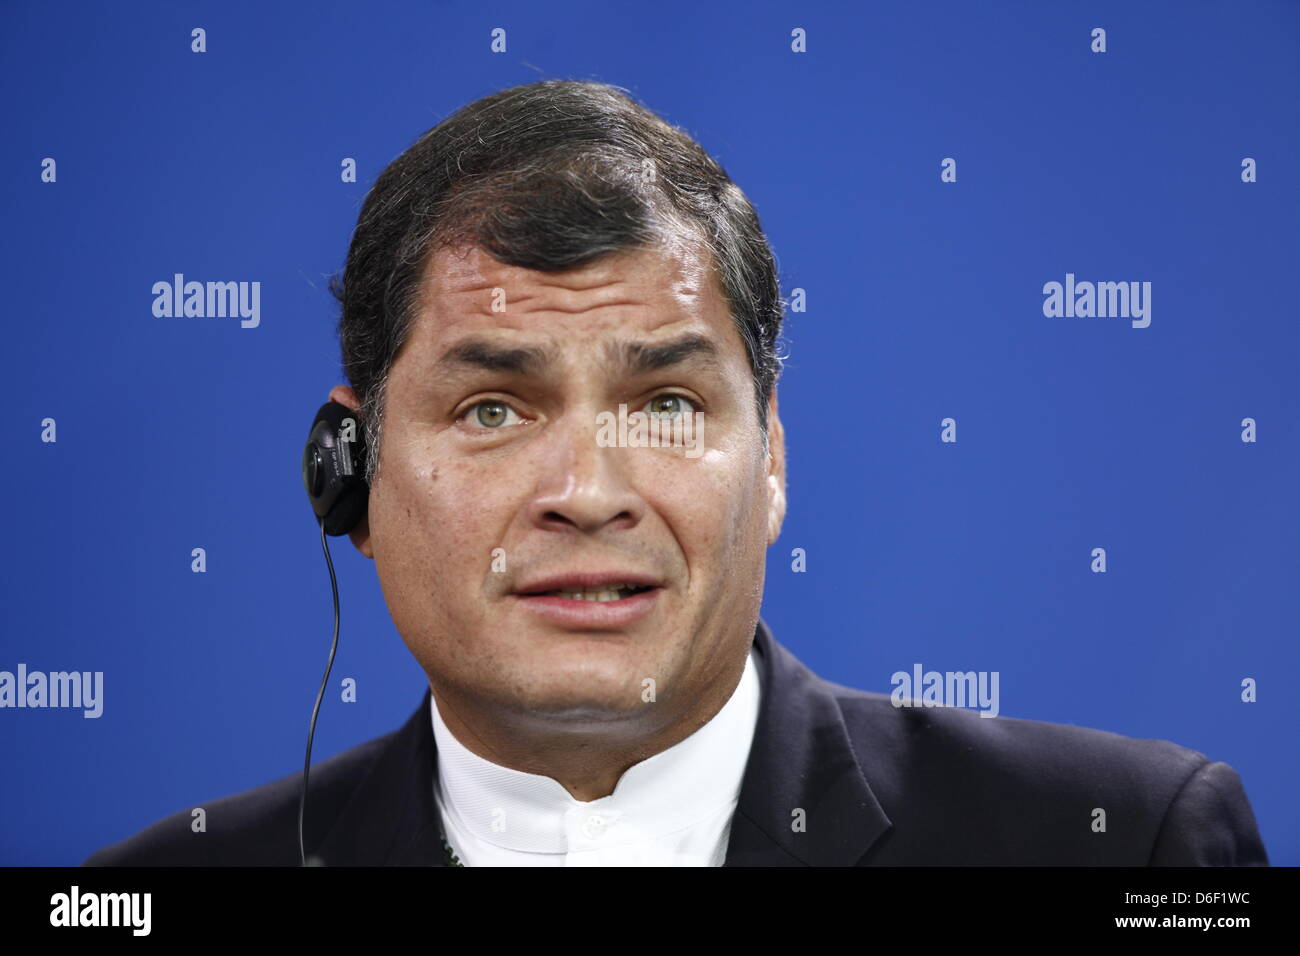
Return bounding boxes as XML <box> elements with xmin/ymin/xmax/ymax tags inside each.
<box><xmin>531</xmin><ymin>584</ymin><xmax>657</xmax><ymax>602</ymax></box>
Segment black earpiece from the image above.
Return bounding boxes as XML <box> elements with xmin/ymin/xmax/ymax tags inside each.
<box><xmin>302</xmin><ymin>400</ymin><xmax>370</xmax><ymax>535</ymax></box>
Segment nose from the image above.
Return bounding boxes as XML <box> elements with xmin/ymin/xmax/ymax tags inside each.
<box><xmin>527</xmin><ymin>411</ymin><xmax>644</xmax><ymax>535</ymax></box>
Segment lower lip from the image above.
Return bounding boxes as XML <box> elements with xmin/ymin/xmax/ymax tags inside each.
<box><xmin>512</xmin><ymin>588</ymin><xmax>661</xmax><ymax>629</ymax></box>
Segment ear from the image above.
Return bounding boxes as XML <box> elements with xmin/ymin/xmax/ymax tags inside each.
<box><xmin>328</xmin><ymin>384</ymin><xmax>374</xmax><ymax>560</ymax></box>
<box><xmin>764</xmin><ymin>388</ymin><xmax>787</xmax><ymax>547</ymax></box>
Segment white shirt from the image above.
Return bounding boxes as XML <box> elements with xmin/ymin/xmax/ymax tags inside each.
<box><xmin>430</xmin><ymin>647</ymin><xmax>761</xmax><ymax>866</ymax></box>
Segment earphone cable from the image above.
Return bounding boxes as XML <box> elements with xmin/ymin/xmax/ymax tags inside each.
<box><xmin>299</xmin><ymin>515</ymin><xmax>341</xmax><ymax>867</ymax></box>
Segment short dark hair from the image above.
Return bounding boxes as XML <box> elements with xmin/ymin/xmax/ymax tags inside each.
<box><xmin>329</xmin><ymin>79</ymin><xmax>786</xmax><ymax>483</ymax></box>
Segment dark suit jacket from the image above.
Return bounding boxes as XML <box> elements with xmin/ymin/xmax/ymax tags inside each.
<box><xmin>83</xmin><ymin>618</ymin><xmax>1269</xmax><ymax>866</ymax></box>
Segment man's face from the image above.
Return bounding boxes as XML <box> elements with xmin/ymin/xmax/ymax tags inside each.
<box><xmin>349</xmin><ymin>238</ymin><xmax>785</xmax><ymax>736</ymax></box>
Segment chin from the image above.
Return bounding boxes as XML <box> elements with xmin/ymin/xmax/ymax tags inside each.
<box><xmin>508</xmin><ymin>660</ymin><xmax>649</xmax><ymax>709</ymax></box>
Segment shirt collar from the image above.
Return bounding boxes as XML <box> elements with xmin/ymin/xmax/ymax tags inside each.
<box><xmin>430</xmin><ymin>646</ymin><xmax>761</xmax><ymax>853</ymax></box>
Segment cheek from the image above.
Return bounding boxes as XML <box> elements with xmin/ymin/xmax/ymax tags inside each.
<box><xmin>373</xmin><ymin>441</ymin><xmax>529</xmax><ymax>591</ymax></box>
<box><xmin>643</xmin><ymin>447</ymin><xmax>766</xmax><ymax>558</ymax></box>
<box><xmin>372</xmin><ymin>450</ymin><xmax>469</xmax><ymax>583</ymax></box>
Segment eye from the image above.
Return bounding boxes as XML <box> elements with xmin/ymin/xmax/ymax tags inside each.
<box><xmin>462</xmin><ymin>400</ymin><xmax>524</xmax><ymax>429</ymax></box>
<box><xmin>644</xmin><ymin>394</ymin><xmax>697</xmax><ymax>418</ymax></box>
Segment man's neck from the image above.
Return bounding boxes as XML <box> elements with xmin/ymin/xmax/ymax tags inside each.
<box><xmin>428</xmin><ymin>656</ymin><xmax>748</xmax><ymax>801</ymax></box>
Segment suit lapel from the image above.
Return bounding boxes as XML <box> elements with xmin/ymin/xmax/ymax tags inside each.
<box><xmin>724</xmin><ymin>619</ymin><xmax>893</xmax><ymax>866</ymax></box>
<box><xmin>312</xmin><ymin>687</ymin><xmax>446</xmax><ymax>866</ymax></box>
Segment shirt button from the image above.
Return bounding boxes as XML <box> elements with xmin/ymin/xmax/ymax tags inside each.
<box><xmin>581</xmin><ymin>814</ymin><xmax>607</xmax><ymax>839</ymax></box>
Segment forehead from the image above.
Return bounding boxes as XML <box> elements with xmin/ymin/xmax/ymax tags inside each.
<box><xmin>402</xmin><ymin>238</ymin><xmax>745</xmax><ymax>360</ymax></box>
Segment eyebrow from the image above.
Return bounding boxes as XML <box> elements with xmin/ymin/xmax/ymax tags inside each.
<box><xmin>435</xmin><ymin>333</ymin><xmax>720</xmax><ymax>377</ymax></box>
<box><xmin>616</xmin><ymin>333</ymin><xmax>719</xmax><ymax>373</ymax></box>
<box><xmin>437</xmin><ymin>340</ymin><xmax>552</xmax><ymax>375</ymax></box>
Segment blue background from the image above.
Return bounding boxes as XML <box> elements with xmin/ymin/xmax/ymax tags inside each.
<box><xmin>2</xmin><ymin>0</ymin><xmax>1296</xmax><ymax>865</ymax></box>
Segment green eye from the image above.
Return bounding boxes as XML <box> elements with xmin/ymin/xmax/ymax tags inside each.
<box><xmin>466</xmin><ymin>401</ymin><xmax>520</xmax><ymax>429</ymax></box>
<box><xmin>647</xmin><ymin>394</ymin><xmax>695</xmax><ymax>418</ymax></box>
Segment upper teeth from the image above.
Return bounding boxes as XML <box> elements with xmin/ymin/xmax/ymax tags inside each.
<box><xmin>544</xmin><ymin>584</ymin><xmax>641</xmax><ymax>601</ymax></box>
